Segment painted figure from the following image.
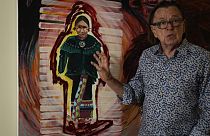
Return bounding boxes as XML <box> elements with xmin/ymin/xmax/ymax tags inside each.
<box><xmin>57</xmin><ymin>14</ymin><xmax>102</xmax><ymax>134</ymax></box>
<box><xmin>58</xmin><ymin>15</ymin><xmax>101</xmax><ymax>121</ymax></box>
<box><xmin>50</xmin><ymin>1</ymin><xmax>112</xmax><ymax>135</ymax></box>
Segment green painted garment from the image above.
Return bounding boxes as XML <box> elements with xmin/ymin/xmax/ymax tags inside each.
<box><xmin>58</xmin><ymin>34</ymin><xmax>101</xmax><ymax>83</ymax></box>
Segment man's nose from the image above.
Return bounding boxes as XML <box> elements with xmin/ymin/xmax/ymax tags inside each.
<box><xmin>166</xmin><ymin>21</ymin><xmax>174</xmax><ymax>29</ymax></box>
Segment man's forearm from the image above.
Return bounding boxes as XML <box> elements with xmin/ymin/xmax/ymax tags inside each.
<box><xmin>106</xmin><ymin>74</ymin><xmax>124</xmax><ymax>98</ymax></box>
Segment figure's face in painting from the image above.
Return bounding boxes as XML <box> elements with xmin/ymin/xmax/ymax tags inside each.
<box><xmin>151</xmin><ymin>6</ymin><xmax>185</xmax><ymax>47</ymax></box>
<box><xmin>75</xmin><ymin>20</ymin><xmax>89</xmax><ymax>40</ymax></box>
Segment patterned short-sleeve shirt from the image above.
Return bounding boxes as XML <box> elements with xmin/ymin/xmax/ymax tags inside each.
<box><xmin>123</xmin><ymin>39</ymin><xmax>210</xmax><ymax>136</ymax></box>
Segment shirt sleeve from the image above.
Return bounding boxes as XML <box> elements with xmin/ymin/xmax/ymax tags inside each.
<box><xmin>190</xmin><ymin>53</ymin><xmax>210</xmax><ymax>136</ymax></box>
<box><xmin>122</xmin><ymin>51</ymin><xmax>145</xmax><ymax>105</ymax></box>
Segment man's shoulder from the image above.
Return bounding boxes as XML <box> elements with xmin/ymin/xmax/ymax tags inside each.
<box><xmin>186</xmin><ymin>41</ymin><xmax>210</xmax><ymax>60</ymax></box>
<box><xmin>187</xmin><ymin>41</ymin><xmax>209</xmax><ymax>54</ymax></box>
<box><xmin>142</xmin><ymin>44</ymin><xmax>159</xmax><ymax>55</ymax></box>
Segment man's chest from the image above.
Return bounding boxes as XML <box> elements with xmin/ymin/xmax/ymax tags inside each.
<box><xmin>141</xmin><ymin>56</ymin><xmax>202</xmax><ymax>91</ymax></box>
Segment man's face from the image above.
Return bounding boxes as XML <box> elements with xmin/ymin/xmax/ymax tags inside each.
<box><xmin>75</xmin><ymin>20</ymin><xmax>89</xmax><ymax>40</ymax></box>
<box><xmin>151</xmin><ymin>6</ymin><xmax>185</xmax><ymax>47</ymax></box>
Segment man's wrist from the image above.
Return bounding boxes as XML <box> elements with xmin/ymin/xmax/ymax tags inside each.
<box><xmin>106</xmin><ymin>72</ymin><xmax>113</xmax><ymax>82</ymax></box>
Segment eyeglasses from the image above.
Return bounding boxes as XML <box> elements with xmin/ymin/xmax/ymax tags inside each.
<box><xmin>151</xmin><ymin>18</ymin><xmax>184</xmax><ymax>29</ymax></box>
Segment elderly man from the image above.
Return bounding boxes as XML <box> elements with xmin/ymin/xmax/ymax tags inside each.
<box><xmin>91</xmin><ymin>1</ymin><xmax>210</xmax><ymax>135</ymax></box>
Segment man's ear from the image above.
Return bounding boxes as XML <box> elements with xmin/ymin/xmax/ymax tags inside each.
<box><xmin>150</xmin><ymin>25</ymin><xmax>158</xmax><ymax>38</ymax></box>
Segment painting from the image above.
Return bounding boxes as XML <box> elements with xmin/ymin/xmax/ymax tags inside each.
<box><xmin>18</xmin><ymin>0</ymin><xmax>210</xmax><ymax>135</ymax></box>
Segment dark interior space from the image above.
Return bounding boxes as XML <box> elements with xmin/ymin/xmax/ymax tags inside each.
<box><xmin>178</xmin><ymin>0</ymin><xmax>210</xmax><ymax>50</ymax></box>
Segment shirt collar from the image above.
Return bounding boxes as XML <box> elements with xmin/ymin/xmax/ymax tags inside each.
<box><xmin>153</xmin><ymin>39</ymin><xmax>189</xmax><ymax>56</ymax></box>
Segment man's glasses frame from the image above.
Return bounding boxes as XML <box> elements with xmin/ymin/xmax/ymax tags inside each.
<box><xmin>151</xmin><ymin>18</ymin><xmax>184</xmax><ymax>29</ymax></box>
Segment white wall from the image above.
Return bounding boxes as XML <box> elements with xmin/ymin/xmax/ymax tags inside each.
<box><xmin>0</xmin><ymin>0</ymin><xmax>17</xmax><ymax>136</ymax></box>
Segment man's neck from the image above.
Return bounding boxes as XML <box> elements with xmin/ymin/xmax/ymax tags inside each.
<box><xmin>161</xmin><ymin>44</ymin><xmax>180</xmax><ymax>58</ymax></box>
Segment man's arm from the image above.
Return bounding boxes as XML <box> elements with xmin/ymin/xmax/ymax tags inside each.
<box><xmin>91</xmin><ymin>51</ymin><xmax>124</xmax><ymax>97</ymax></box>
<box><xmin>91</xmin><ymin>51</ymin><xmax>145</xmax><ymax>104</ymax></box>
<box><xmin>104</xmin><ymin>73</ymin><xmax>124</xmax><ymax>98</ymax></box>
<box><xmin>190</xmin><ymin>54</ymin><xmax>210</xmax><ymax>136</ymax></box>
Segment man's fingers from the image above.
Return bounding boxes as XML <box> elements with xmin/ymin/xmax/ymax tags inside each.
<box><xmin>93</xmin><ymin>54</ymin><xmax>100</xmax><ymax>62</ymax></box>
<box><xmin>96</xmin><ymin>51</ymin><xmax>103</xmax><ymax>59</ymax></box>
<box><xmin>95</xmin><ymin>51</ymin><xmax>107</xmax><ymax>62</ymax></box>
<box><xmin>91</xmin><ymin>61</ymin><xmax>100</xmax><ymax>71</ymax></box>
